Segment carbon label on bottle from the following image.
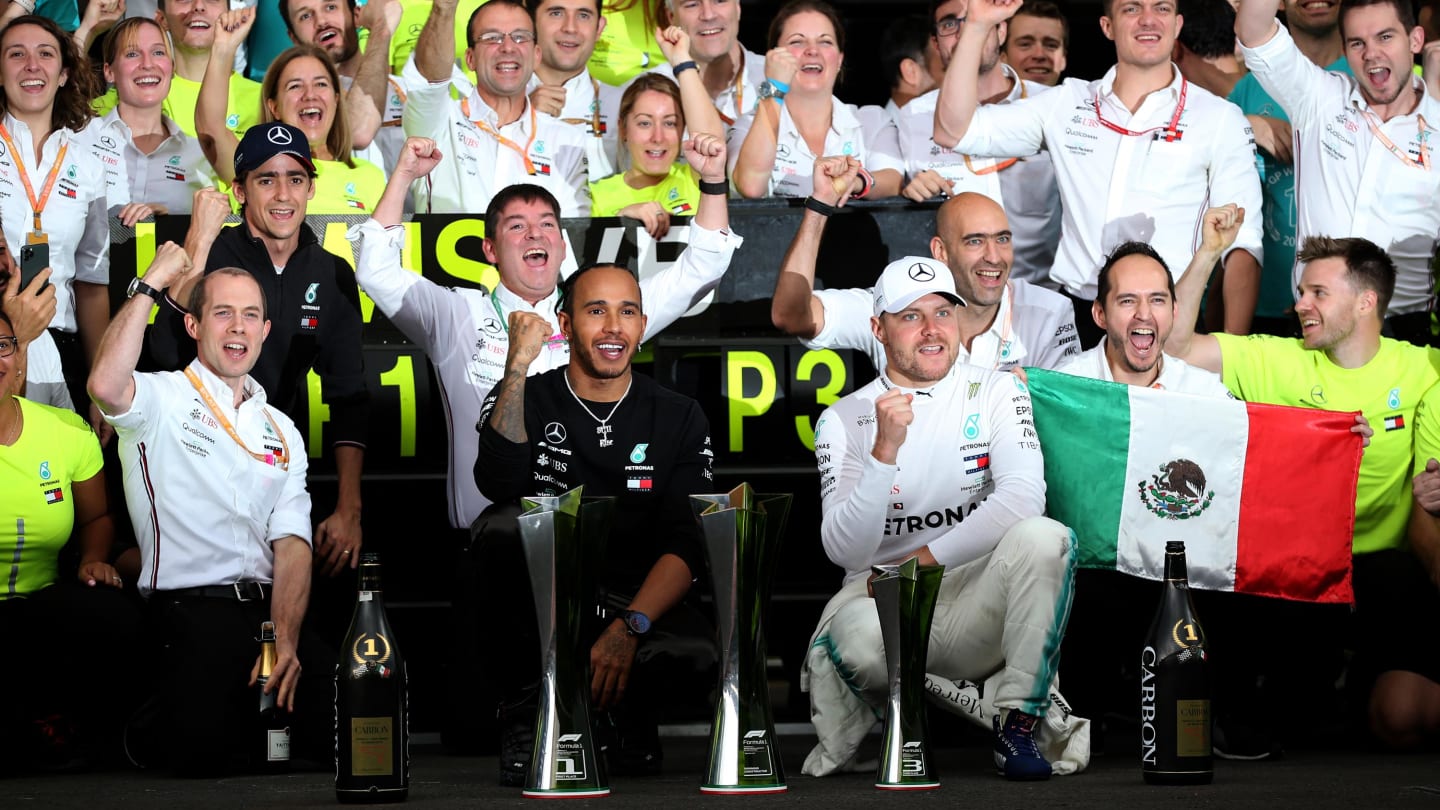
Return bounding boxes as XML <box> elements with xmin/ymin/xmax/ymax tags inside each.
<box><xmin>268</xmin><ymin>728</ymin><xmax>291</xmax><ymax>762</ymax></box>
<box><xmin>741</xmin><ymin>730</ymin><xmax>774</xmax><ymax>777</ymax></box>
<box><xmin>351</xmin><ymin>716</ymin><xmax>395</xmax><ymax>776</ymax></box>
<box><xmin>556</xmin><ymin>733</ymin><xmax>588</xmax><ymax>781</ymax></box>
<box><xmin>1175</xmin><ymin>699</ymin><xmax>1210</xmax><ymax>757</ymax></box>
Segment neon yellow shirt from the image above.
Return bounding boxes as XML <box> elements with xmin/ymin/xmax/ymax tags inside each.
<box><xmin>1216</xmin><ymin>333</ymin><xmax>1440</xmax><ymax>554</ymax></box>
<box><xmin>0</xmin><ymin>397</ymin><xmax>104</xmax><ymax>599</ymax></box>
<box><xmin>589</xmin><ymin>2</ymin><xmax>665</xmax><ymax>86</ymax></box>
<box><xmin>228</xmin><ymin>156</ymin><xmax>387</xmax><ymax>215</ymax></box>
<box><xmin>93</xmin><ymin>72</ymin><xmax>263</xmax><ymax>139</ymax></box>
<box><xmin>378</xmin><ymin>0</ymin><xmax>484</xmax><ymax>83</ymax></box>
<box><xmin>590</xmin><ymin>163</ymin><xmax>700</xmax><ymax>217</ymax></box>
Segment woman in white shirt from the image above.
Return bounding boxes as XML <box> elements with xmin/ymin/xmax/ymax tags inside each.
<box><xmin>89</xmin><ymin>17</ymin><xmax>217</xmax><ymax>227</ymax></box>
<box><xmin>730</xmin><ymin>0</ymin><xmax>902</xmax><ymax>200</ymax></box>
<box><xmin>0</xmin><ymin>15</ymin><xmax>109</xmax><ymax>420</ymax></box>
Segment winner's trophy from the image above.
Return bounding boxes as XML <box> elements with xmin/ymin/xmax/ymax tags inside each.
<box><xmin>692</xmin><ymin>484</ymin><xmax>792</xmax><ymax>794</ymax></box>
<box><xmin>872</xmin><ymin>557</ymin><xmax>945</xmax><ymax>790</ymax></box>
<box><xmin>517</xmin><ymin>487</ymin><xmax>615</xmax><ymax>799</ymax></box>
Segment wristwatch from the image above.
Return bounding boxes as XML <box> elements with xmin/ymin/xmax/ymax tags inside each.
<box><xmin>614</xmin><ymin>609</ymin><xmax>651</xmax><ymax>636</ymax></box>
<box><xmin>757</xmin><ymin>80</ymin><xmax>787</xmax><ymax>105</ymax></box>
<box><xmin>126</xmin><ymin>277</ymin><xmax>165</xmax><ymax>303</ymax></box>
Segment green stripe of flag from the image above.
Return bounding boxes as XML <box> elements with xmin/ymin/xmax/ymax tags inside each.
<box><xmin>1027</xmin><ymin>368</ymin><xmax>1130</xmax><ymax>568</ymax></box>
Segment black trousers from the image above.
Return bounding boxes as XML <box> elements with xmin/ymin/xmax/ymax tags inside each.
<box><xmin>147</xmin><ymin>593</ymin><xmax>336</xmax><ymax>776</ymax></box>
<box><xmin>470</xmin><ymin>504</ymin><xmax>717</xmax><ymax>723</ymax></box>
<box><xmin>0</xmin><ymin>582</ymin><xmax>143</xmax><ymax>764</ymax></box>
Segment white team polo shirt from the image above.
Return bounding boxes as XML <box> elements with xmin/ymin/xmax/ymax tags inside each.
<box><xmin>1054</xmin><ymin>339</ymin><xmax>1233</xmax><ymax>398</ymax></box>
<box><xmin>79</xmin><ymin>109</ymin><xmax>216</xmax><ymax>215</ymax></box>
<box><xmin>401</xmin><ymin>66</ymin><xmax>590</xmax><ymax>216</ymax></box>
<box><xmin>727</xmin><ymin>95</ymin><xmax>905</xmax><ymax>198</ymax></box>
<box><xmin>816</xmin><ymin>363</ymin><xmax>1046</xmax><ymax>580</ymax></box>
<box><xmin>898</xmin><ymin>71</ymin><xmax>1062</xmax><ymax>287</ymax></box>
<box><xmin>106</xmin><ymin>360</ymin><xmax>312</xmax><ymax>596</ymax></box>
<box><xmin>526</xmin><ymin>68</ymin><xmax>623</xmax><ymax>180</ymax></box>
<box><xmin>0</xmin><ymin>114</ymin><xmax>109</xmax><ymax>333</ymax></box>
<box><xmin>956</xmin><ymin>65</ymin><xmax>1264</xmax><ymax>300</ymax></box>
<box><xmin>1241</xmin><ymin>25</ymin><xmax>1440</xmax><ymax>316</ymax></box>
<box><xmin>806</xmin><ymin>277</ymin><xmax>1079</xmax><ymax>373</ymax></box>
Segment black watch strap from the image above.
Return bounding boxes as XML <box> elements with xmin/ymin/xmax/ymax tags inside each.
<box><xmin>129</xmin><ymin>278</ymin><xmax>165</xmax><ymax>302</ymax></box>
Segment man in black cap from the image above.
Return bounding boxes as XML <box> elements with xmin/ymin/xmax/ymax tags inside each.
<box><xmin>155</xmin><ymin>122</ymin><xmax>370</xmax><ymax>577</ymax></box>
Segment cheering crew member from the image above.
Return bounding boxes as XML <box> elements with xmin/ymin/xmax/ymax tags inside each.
<box><xmin>473</xmin><ymin>261</ymin><xmax>715</xmax><ymax>785</ymax></box>
<box><xmin>1002</xmin><ymin>1</ymin><xmax>1069</xmax><ymax>87</ymax></box>
<box><xmin>895</xmin><ymin>0</ymin><xmax>1062</xmax><ymax>288</ymax></box>
<box><xmin>95</xmin><ymin>0</ymin><xmax>264</xmax><ymax>138</ymax></box>
<box><xmin>1054</xmin><ymin>241</ymin><xmax>1231</xmax><ymax>395</ymax></box>
<box><xmin>772</xmin><ymin>159</ymin><xmax>1077</xmax><ymax>374</ymax></box>
<box><xmin>154</xmin><ymin>124</ymin><xmax>369</xmax><ymax>578</ymax></box>
<box><xmin>803</xmin><ymin>256</ymin><xmax>1074</xmax><ymax>781</ymax></box>
<box><xmin>1236</xmin><ymin>0</ymin><xmax>1440</xmax><ymax>346</ymax></box>
<box><xmin>402</xmin><ymin>0</ymin><xmax>589</xmax><ymax>215</ymax></box>
<box><xmin>1228</xmin><ymin>0</ymin><xmax>1348</xmax><ymax>337</ymax></box>
<box><xmin>88</xmin><ymin>245</ymin><xmax>331</xmax><ymax>775</ymax></box>
<box><xmin>934</xmin><ymin>0</ymin><xmax>1264</xmax><ymax>343</ymax></box>
<box><xmin>350</xmin><ymin>134</ymin><xmax>738</xmax><ymax>530</ymax></box>
<box><xmin>1168</xmin><ymin>204</ymin><xmax>1440</xmax><ymax>752</ymax></box>
<box><xmin>526</xmin><ymin>0</ymin><xmax>625</xmax><ymax>180</ymax></box>
<box><xmin>663</xmin><ymin>0</ymin><xmax>765</xmax><ymax>137</ymax></box>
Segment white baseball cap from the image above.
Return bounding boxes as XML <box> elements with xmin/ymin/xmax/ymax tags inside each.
<box><xmin>872</xmin><ymin>256</ymin><xmax>966</xmax><ymax>316</ymax></box>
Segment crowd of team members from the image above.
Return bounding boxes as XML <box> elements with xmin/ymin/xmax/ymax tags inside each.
<box><xmin>2</xmin><ymin>0</ymin><xmax>1440</xmax><ymax>783</ymax></box>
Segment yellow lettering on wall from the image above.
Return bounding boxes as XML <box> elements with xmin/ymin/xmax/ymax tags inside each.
<box><xmin>726</xmin><ymin>351</ymin><xmax>776</xmax><ymax>453</ymax></box>
<box><xmin>793</xmin><ymin>349</ymin><xmax>846</xmax><ymax>451</ymax></box>
<box><xmin>434</xmin><ymin>219</ymin><xmax>497</xmax><ymax>290</ymax></box>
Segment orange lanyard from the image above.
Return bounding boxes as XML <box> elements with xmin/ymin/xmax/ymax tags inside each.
<box><xmin>184</xmin><ymin>368</ymin><xmax>290</xmax><ymax>469</ymax></box>
<box><xmin>716</xmin><ymin>66</ymin><xmax>746</xmax><ymax>127</ymax></box>
<box><xmin>1361</xmin><ymin>110</ymin><xmax>1431</xmax><ymax>171</ymax></box>
<box><xmin>461</xmin><ymin>98</ymin><xmax>539</xmax><ymax>175</ymax></box>
<box><xmin>559</xmin><ymin>78</ymin><xmax>604</xmax><ymax>138</ymax></box>
<box><xmin>0</xmin><ymin>124</ymin><xmax>67</xmax><ymax>234</ymax></box>
<box><xmin>963</xmin><ymin>155</ymin><xmax>1019</xmax><ymax>175</ymax></box>
<box><xmin>961</xmin><ymin>80</ymin><xmax>1026</xmax><ymax>175</ymax></box>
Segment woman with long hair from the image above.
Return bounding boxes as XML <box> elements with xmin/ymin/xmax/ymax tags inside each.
<box><xmin>730</xmin><ymin>0</ymin><xmax>902</xmax><ymax>199</ymax></box>
<box><xmin>589</xmin><ymin>26</ymin><xmax>723</xmax><ymax>237</ymax></box>
<box><xmin>87</xmin><ymin>17</ymin><xmax>217</xmax><ymax>227</ymax></box>
<box><xmin>0</xmin><ymin>15</ymin><xmax>110</xmax><ymax>424</ymax></box>
<box><xmin>197</xmin><ymin>8</ymin><xmax>385</xmax><ymax>212</ymax></box>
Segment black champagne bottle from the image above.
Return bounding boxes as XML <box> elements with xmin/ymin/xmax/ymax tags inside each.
<box><xmin>1140</xmin><ymin>541</ymin><xmax>1212</xmax><ymax>785</ymax></box>
<box><xmin>335</xmin><ymin>553</ymin><xmax>409</xmax><ymax>803</ymax></box>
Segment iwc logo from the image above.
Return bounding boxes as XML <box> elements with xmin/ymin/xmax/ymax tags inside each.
<box><xmin>1139</xmin><ymin>459</ymin><xmax>1214</xmax><ymax>520</ymax></box>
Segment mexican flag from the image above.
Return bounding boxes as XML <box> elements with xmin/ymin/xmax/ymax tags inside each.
<box><xmin>1026</xmin><ymin>368</ymin><xmax>1362</xmax><ymax>604</ymax></box>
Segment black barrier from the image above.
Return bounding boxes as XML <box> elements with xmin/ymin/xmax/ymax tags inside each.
<box><xmin>107</xmin><ymin>198</ymin><xmax>935</xmax><ymax>476</ymax></box>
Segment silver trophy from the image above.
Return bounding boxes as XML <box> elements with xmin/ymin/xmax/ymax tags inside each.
<box><xmin>692</xmin><ymin>484</ymin><xmax>792</xmax><ymax>794</ymax></box>
<box><xmin>517</xmin><ymin>487</ymin><xmax>615</xmax><ymax>798</ymax></box>
<box><xmin>872</xmin><ymin>557</ymin><xmax>945</xmax><ymax>790</ymax></box>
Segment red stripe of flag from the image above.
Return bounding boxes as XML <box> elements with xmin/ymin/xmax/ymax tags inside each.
<box><xmin>1235</xmin><ymin>403</ymin><xmax>1360</xmax><ymax>603</ymax></box>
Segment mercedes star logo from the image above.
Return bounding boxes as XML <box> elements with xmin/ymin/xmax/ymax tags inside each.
<box><xmin>483</xmin><ymin>318</ymin><xmax>502</xmax><ymax>334</ymax></box>
<box><xmin>267</xmin><ymin>125</ymin><xmax>294</xmax><ymax>145</ymax></box>
<box><xmin>544</xmin><ymin>422</ymin><xmax>567</xmax><ymax>444</ymax></box>
<box><xmin>909</xmin><ymin>262</ymin><xmax>935</xmax><ymax>282</ymax></box>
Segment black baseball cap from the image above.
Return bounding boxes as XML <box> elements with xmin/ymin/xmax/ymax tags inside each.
<box><xmin>234</xmin><ymin>122</ymin><xmax>317</xmax><ymax>178</ymax></box>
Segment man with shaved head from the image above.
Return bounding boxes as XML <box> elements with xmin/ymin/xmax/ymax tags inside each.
<box><xmin>772</xmin><ymin>155</ymin><xmax>1078</xmax><ymax>374</ymax></box>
